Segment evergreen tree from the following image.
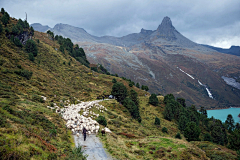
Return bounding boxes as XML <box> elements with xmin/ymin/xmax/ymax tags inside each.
<box><xmin>184</xmin><ymin>122</ymin><xmax>201</xmax><ymax>141</ymax></box>
<box><xmin>176</xmin><ymin>98</ymin><xmax>186</xmax><ymax>108</ymax></box>
<box><xmin>154</xmin><ymin>117</ymin><xmax>160</xmax><ymax>125</ymax></box>
<box><xmin>136</xmin><ymin>82</ymin><xmax>140</xmax><ymax>88</ymax></box>
<box><xmin>178</xmin><ymin>115</ymin><xmax>188</xmax><ymax>131</ymax></box>
<box><xmin>112</xmin><ymin>78</ymin><xmax>117</xmax><ymax>83</ymax></box>
<box><xmin>28</xmin><ymin>53</ymin><xmax>34</xmax><ymax>62</ymax></box>
<box><xmin>111</xmin><ymin>82</ymin><xmax>128</xmax><ymax>103</ymax></box>
<box><xmin>30</xmin><ymin>26</ymin><xmax>34</xmax><ymax>36</ymax></box>
<box><xmin>13</xmin><ymin>37</ymin><xmax>22</xmax><ymax>47</ymax></box>
<box><xmin>1</xmin><ymin>13</ymin><xmax>9</xmax><ymax>26</ymax></box>
<box><xmin>123</xmin><ymin>98</ymin><xmax>141</xmax><ymax>122</ymax></box>
<box><xmin>199</xmin><ymin>106</ymin><xmax>207</xmax><ymax>117</ymax></box>
<box><xmin>25</xmin><ymin>39</ymin><xmax>38</xmax><ymax>56</ymax></box>
<box><xmin>163</xmin><ymin>102</ymin><xmax>174</xmax><ymax>121</ymax></box>
<box><xmin>59</xmin><ymin>45</ymin><xmax>65</xmax><ymax>53</ymax></box>
<box><xmin>0</xmin><ymin>24</ymin><xmax>2</xmax><ymax>33</ymax></box>
<box><xmin>1</xmin><ymin>8</ymin><xmax>5</xmax><ymax>14</ymax></box>
<box><xmin>203</xmin><ymin>133</ymin><xmax>212</xmax><ymax>142</ymax></box>
<box><xmin>164</xmin><ymin>94</ymin><xmax>175</xmax><ymax>104</ymax></box>
<box><xmin>225</xmin><ymin>114</ymin><xmax>235</xmax><ymax>132</ymax></box>
<box><xmin>129</xmin><ymin>89</ymin><xmax>139</xmax><ymax>106</ymax></box>
<box><xmin>211</xmin><ymin>125</ymin><xmax>225</xmax><ymax>145</ymax></box>
<box><xmin>149</xmin><ymin>94</ymin><xmax>158</xmax><ymax>106</ymax></box>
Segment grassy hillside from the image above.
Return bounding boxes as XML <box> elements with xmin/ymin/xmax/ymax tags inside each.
<box><xmin>0</xmin><ymin>10</ymin><xmax>239</xmax><ymax>160</ymax></box>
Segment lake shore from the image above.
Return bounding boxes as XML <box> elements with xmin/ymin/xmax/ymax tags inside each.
<box><xmin>206</xmin><ymin>106</ymin><xmax>240</xmax><ymax>111</ymax></box>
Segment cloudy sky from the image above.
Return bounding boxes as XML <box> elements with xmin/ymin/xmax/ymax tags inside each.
<box><xmin>1</xmin><ymin>0</ymin><xmax>240</xmax><ymax>48</ymax></box>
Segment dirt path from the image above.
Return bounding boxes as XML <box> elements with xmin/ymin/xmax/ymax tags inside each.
<box><xmin>74</xmin><ymin>134</ymin><xmax>113</xmax><ymax>160</ymax></box>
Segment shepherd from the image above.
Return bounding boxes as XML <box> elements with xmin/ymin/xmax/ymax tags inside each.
<box><xmin>82</xmin><ymin>127</ymin><xmax>88</xmax><ymax>141</ymax></box>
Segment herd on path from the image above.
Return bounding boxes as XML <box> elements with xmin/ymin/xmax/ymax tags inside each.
<box><xmin>45</xmin><ymin>97</ymin><xmax>112</xmax><ymax>138</ymax></box>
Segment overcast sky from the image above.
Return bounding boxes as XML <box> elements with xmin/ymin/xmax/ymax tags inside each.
<box><xmin>1</xmin><ymin>0</ymin><xmax>240</xmax><ymax>48</ymax></box>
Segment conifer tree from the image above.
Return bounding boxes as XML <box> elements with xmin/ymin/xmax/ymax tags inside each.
<box><xmin>225</xmin><ymin>114</ymin><xmax>235</xmax><ymax>132</ymax></box>
<box><xmin>184</xmin><ymin>121</ymin><xmax>201</xmax><ymax>141</ymax></box>
<box><xmin>136</xmin><ymin>82</ymin><xmax>140</xmax><ymax>88</ymax></box>
<box><xmin>154</xmin><ymin>117</ymin><xmax>160</xmax><ymax>125</ymax></box>
<box><xmin>111</xmin><ymin>82</ymin><xmax>128</xmax><ymax>103</ymax></box>
<box><xmin>149</xmin><ymin>93</ymin><xmax>158</xmax><ymax>106</ymax></box>
<box><xmin>129</xmin><ymin>89</ymin><xmax>139</xmax><ymax>106</ymax></box>
<box><xmin>178</xmin><ymin>115</ymin><xmax>188</xmax><ymax>131</ymax></box>
<box><xmin>163</xmin><ymin>102</ymin><xmax>174</xmax><ymax>121</ymax></box>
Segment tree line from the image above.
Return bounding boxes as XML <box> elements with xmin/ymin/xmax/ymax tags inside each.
<box><xmin>149</xmin><ymin>93</ymin><xmax>240</xmax><ymax>151</ymax></box>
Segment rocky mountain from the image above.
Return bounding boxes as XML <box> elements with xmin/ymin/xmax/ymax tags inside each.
<box><xmin>32</xmin><ymin>17</ymin><xmax>240</xmax><ymax>109</ymax></box>
<box><xmin>202</xmin><ymin>44</ymin><xmax>240</xmax><ymax>56</ymax></box>
<box><xmin>30</xmin><ymin>23</ymin><xmax>51</xmax><ymax>32</ymax></box>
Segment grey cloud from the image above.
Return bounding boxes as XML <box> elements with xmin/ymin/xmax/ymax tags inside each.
<box><xmin>1</xmin><ymin>0</ymin><xmax>240</xmax><ymax>48</ymax></box>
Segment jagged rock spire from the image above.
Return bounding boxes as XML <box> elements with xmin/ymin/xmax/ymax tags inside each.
<box><xmin>157</xmin><ymin>16</ymin><xmax>174</xmax><ymax>30</ymax></box>
<box><xmin>155</xmin><ymin>16</ymin><xmax>177</xmax><ymax>41</ymax></box>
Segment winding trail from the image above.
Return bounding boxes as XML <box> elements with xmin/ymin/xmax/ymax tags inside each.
<box><xmin>74</xmin><ymin>134</ymin><xmax>113</xmax><ymax>160</ymax></box>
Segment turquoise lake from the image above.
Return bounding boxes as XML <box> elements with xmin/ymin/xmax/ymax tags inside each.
<box><xmin>207</xmin><ymin>107</ymin><xmax>240</xmax><ymax>124</ymax></box>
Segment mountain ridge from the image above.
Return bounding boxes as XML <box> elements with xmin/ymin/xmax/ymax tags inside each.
<box><xmin>31</xmin><ymin>18</ymin><xmax>240</xmax><ymax>108</ymax></box>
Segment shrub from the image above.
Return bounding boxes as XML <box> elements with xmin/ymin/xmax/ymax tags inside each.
<box><xmin>67</xmin><ymin>145</ymin><xmax>88</xmax><ymax>160</ymax></box>
<box><xmin>5</xmin><ymin>28</ymin><xmax>9</xmax><ymax>34</ymax></box>
<box><xmin>96</xmin><ymin>116</ymin><xmax>107</xmax><ymax>127</ymax></box>
<box><xmin>28</xmin><ymin>52</ymin><xmax>34</xmax><ymax>61</ymax></box>
<box><xmin>112</xmin><ymin>78</ymin><xmax>117</xmax><ymax>83</ymax></box>
<box><xmin>13</xmin><ymin>37</ymin><xmax>22</xmax><ymax>47</ymax></box>
<box><xmin>154</xmin><ymin>117</ymin><xmax>160</xmax><ymax>125</ymax></box>
<box><xmin>203</xmin><ymin>133</ymin><xmax>212</xmax><ymax>142</ymax></box>
<box><xmin>32</xmin><ymin>95</ymin><xmax>44</xmax><ymax>103</ymax></box>
<box><xmin>0</xmin><ymin>24</ymin><xmax>2</xmax><ymax>34</ymax></box>
<box><xmin>149</xmin><ymin>94</ymin><xmax>158</xmax><ymax>106</ymax></box>
<box><xmin>14</xmin><ymin>69</ymin><xmax>33</xmax><ymax>80</ymax></box>
<box><xmin>175</xmin><ymin>133</ymin><xmax>181</xmax><ymax>139</ymax></box>
<box><xmin>25</xmin><ymin>39</ymin><xmax>38</xmax><ymax>57</ymax></box>
<box><xmin>162</xmin><ymin>127</ymin><xmax>168</xmax><ymax>133</ymax></box>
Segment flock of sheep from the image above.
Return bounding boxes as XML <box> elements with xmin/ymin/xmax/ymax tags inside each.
<box><xmin>46</xmin><ymin>98</ymin><xmax>112</xmax><ymax>137</ymax></box>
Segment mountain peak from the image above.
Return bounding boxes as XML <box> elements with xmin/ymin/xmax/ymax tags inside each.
<box><xmin>157</xmin><ymin>16</ymin><xmax>175</xmax><ymax>31</ymax></box>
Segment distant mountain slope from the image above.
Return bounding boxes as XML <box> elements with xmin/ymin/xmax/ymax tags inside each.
<box><xmin>202</xmin><ymin>44</ymin><xmax>240</xmax><ymax>56</ymax></box>
<box><xmin>32</xmin><ymin>17</ymin><xmax>240</xmax><ymax>108</ymax></box>
<box><xmin>31</xmin><ymin>23</ymin><xmax>51</xmax><ymax>32</ymax></box>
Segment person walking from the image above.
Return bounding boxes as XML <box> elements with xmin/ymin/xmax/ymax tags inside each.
<box><xmin>82</xmin><ymin>127</ymin><xmax>88</xmax><ymax>141</ymax></box>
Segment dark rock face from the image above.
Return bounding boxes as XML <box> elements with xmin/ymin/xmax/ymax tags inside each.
<box><xmin>155</xmin><ymin>16</ymin><xmax>177</xmax><ymax>41</ymax></box>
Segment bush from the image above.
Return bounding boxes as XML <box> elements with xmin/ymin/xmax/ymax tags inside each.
<box><xmin>14</xmin><ymin>69</ymin><xmax>33</xmax><ymax>80</ymax></box>
<box><xmin>154</xmin><ymin>117</ymin><xmax>160</xmax><ymax>125</ymax></box>
<box><xmin>203</xmin><ymin>133</ymin><xmax>212</xmax><ymax>142</ymax></box>
<box><xmin>175</xmin><ymin>133</ymin><xmax>182</xmax><ymax>139</ymax></box>
<box><xmin>96</xmin><ymin>116</ymin><xmax>107</xmax><ymax>127</ymax></box>
<box><xmin>25</xmin><ymin>39</ymin><xmax>38</xmax><ymax>57</ymax></box>
<box><xmin>28</xmin><ymin>52</ymin><xmax>34</xmax><ymax>61</ymax></box>
<box><xmin>13</xmin><ymin>37</ymin><xmax>22</xmax><ymax>47</ymax></box>
<box><xmin>66</xmin><ymin>145</ymin><xmax>88</xmax><ymax>160</ymax></box>
<box><xmin>112</xmin><ymin>78</ymin><xmax>117</xmax><ymax>83</ymax></box>
<box><xmin>149</xmin><ymin>94</ymin><xmax>159</xmax><ymax>106</ymax></box>
<box><xmin>0</xmin><ymin>24</ymin><xmax>2</xmax><ymax>34</ymax></box>
<box><xmin>162</xmin><ymin>127</ymin><xmax>168</xmax><ymax>133</ymax></box>
<box><xmin>32</xmin><ymin>95</ymin><xmax>44</xmax><ymax>103</ymax></box>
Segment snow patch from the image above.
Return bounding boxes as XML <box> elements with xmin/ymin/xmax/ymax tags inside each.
<box><xmin>177</xmin><ymin>67</ymin><xmax>194</xmax><ymax>79</ymax></box>
<box><xmin>206</xmin><ymin>88</ymin><xmax>213</xmax><ymax>99</ymax></box>
<box><xmin>198</xmin><ymin>80</ymin><xmax>203</xmax><ymax>86</ymax></box>
<box><xmin>222</xmin><ymin>76</ymin><xmax>240</xmax><ymax>90</ymax></box>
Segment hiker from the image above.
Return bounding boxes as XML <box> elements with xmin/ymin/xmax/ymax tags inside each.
<box><xmin>102</xmin><ymin>95</ymin><xmax>104</xmax><ymax>100</ymax></box>
<box><xmin>82</xmin><ymin>127</ymin><xmax>88</xmax><ymax>141</ymax></box>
